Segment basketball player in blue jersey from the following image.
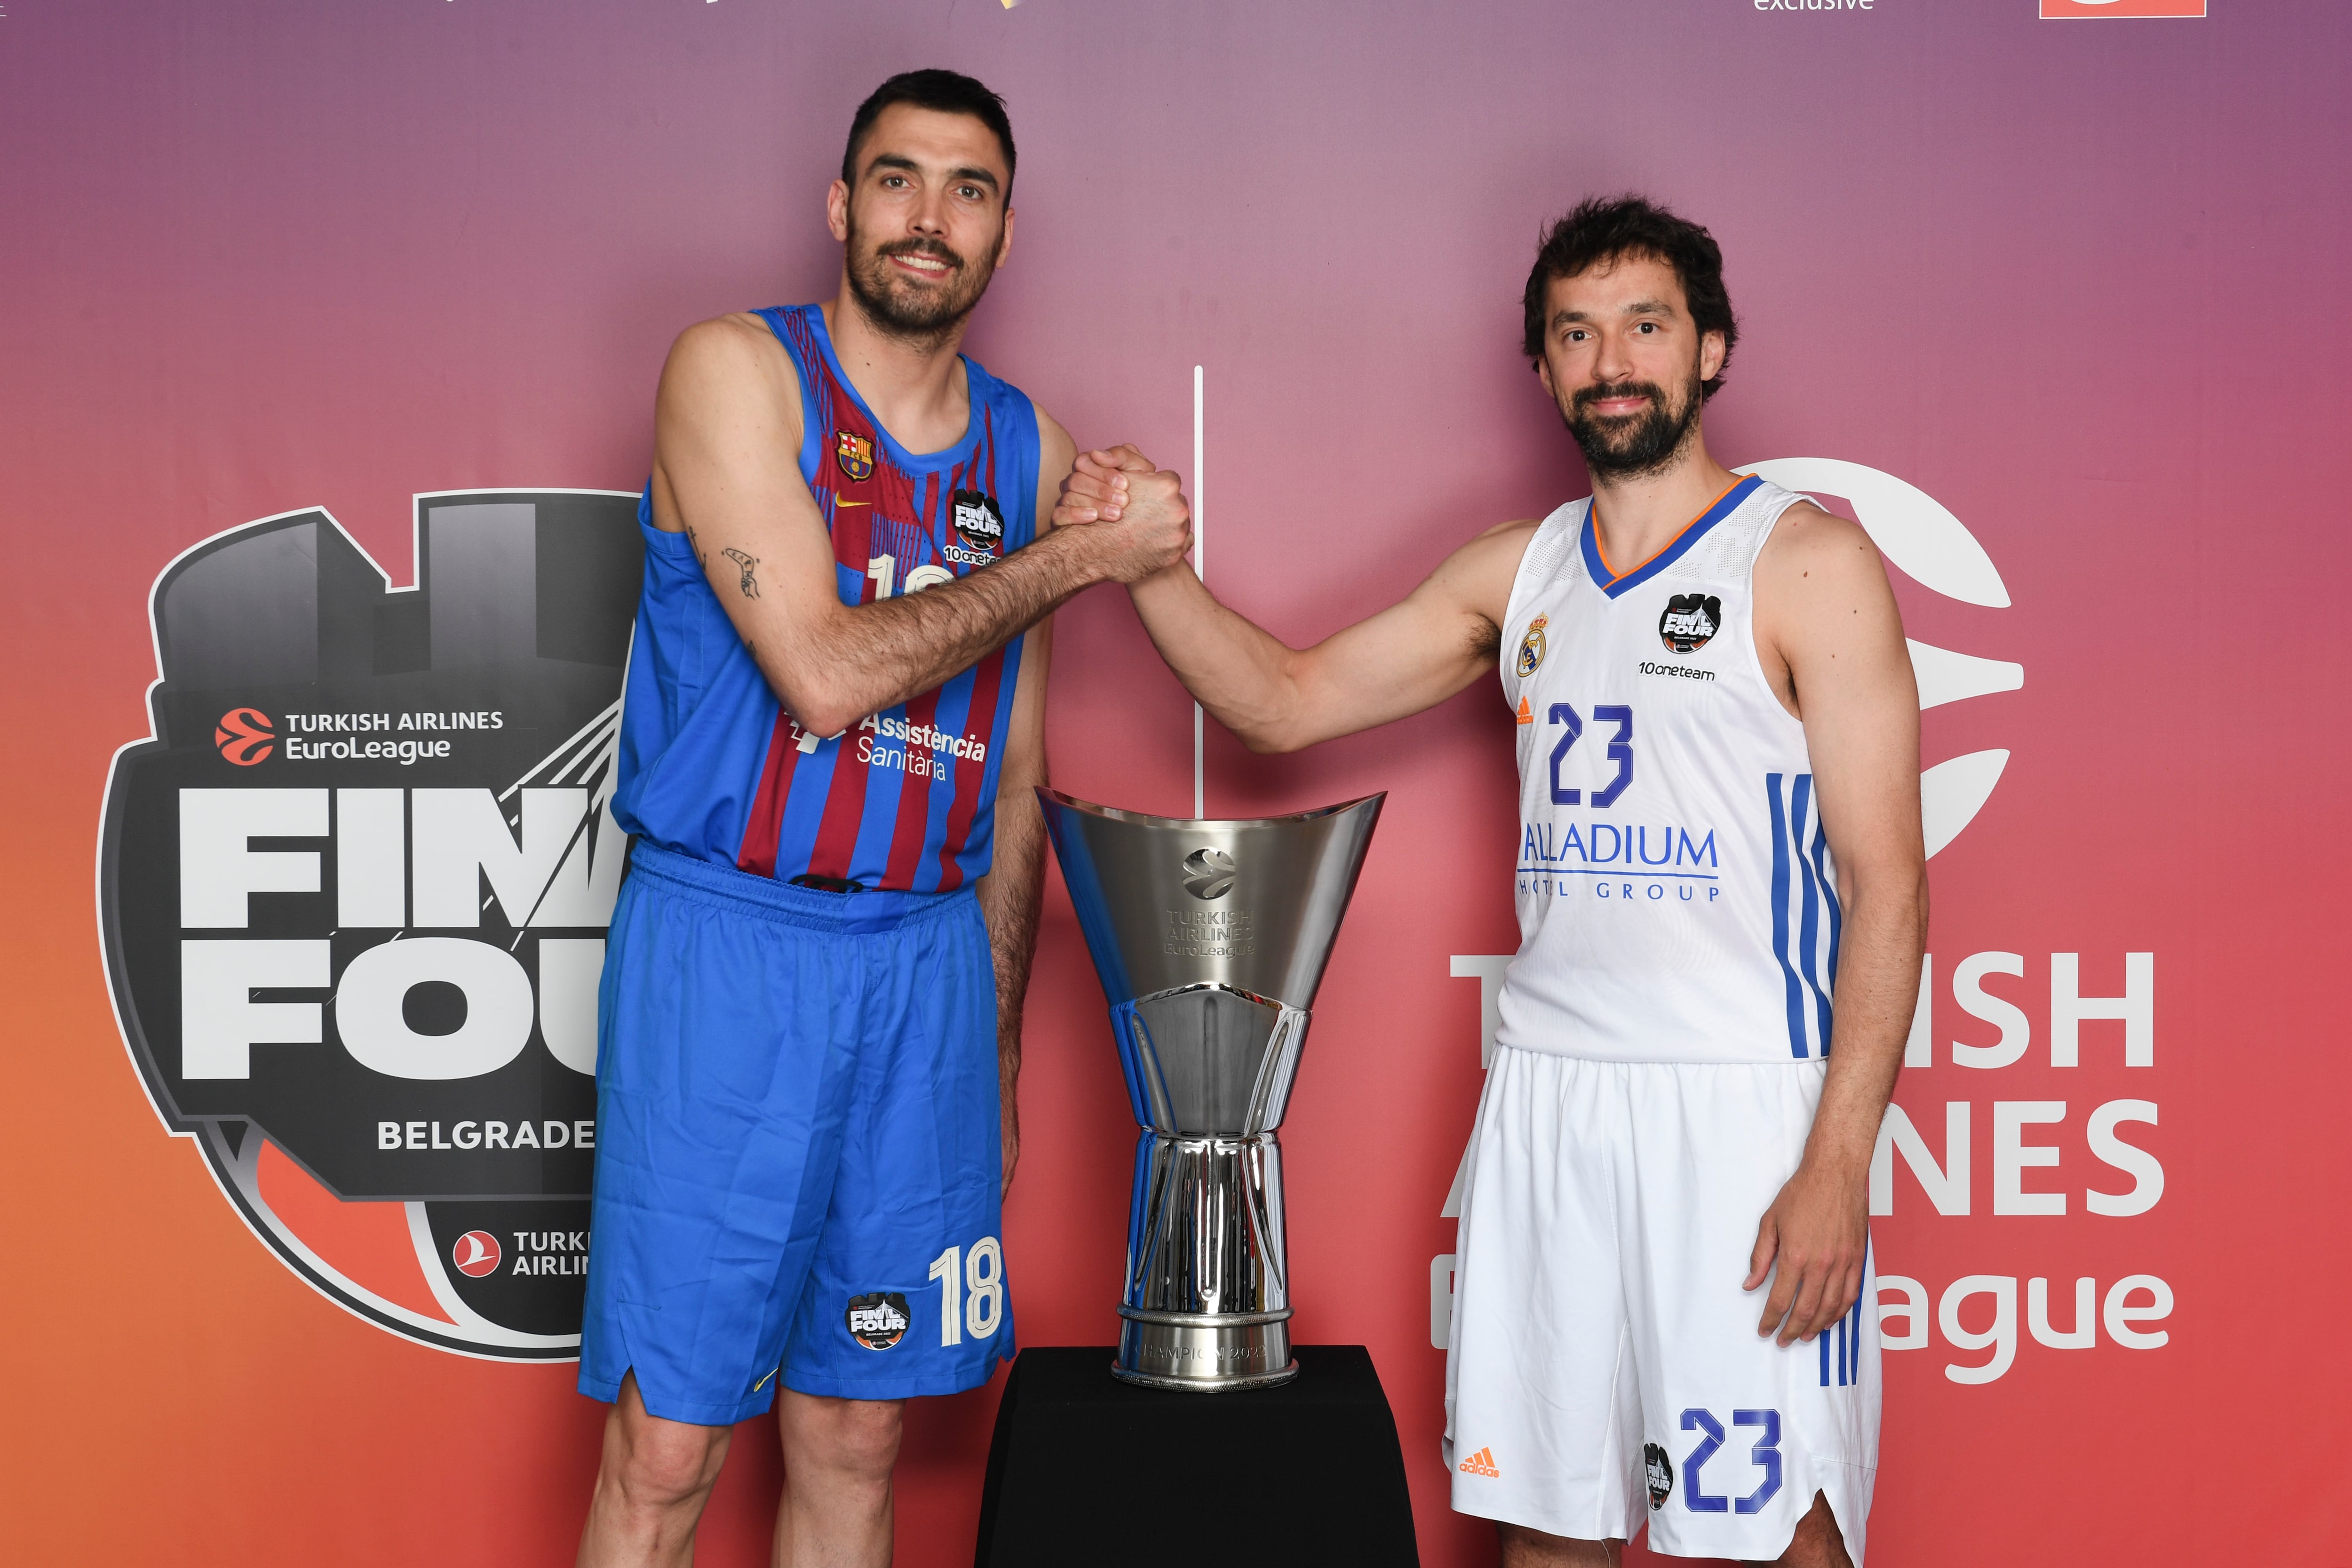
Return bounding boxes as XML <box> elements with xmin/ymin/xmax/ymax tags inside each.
<box><xmin>1057</xmin><ymin>198</ymin><xmax>1926</xmax><ymax>1566</ymax></box>
<box><xmin>574</xmin><ymin>72</ymin><xmax>1189</xmax><ymax>1568</ymax></box>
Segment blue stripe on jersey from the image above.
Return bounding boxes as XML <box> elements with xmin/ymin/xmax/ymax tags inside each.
<box><xmin>1766</xmin><ymin>772</ymin><xmax>1840</xmax><ymax>1059</ymax></box>
<box><xmin>772</xmin><ymin>732</ymin><xmax>845</xmax><ymax>876</ymax></box>
<box><xmin>1578</xmin><ymin>474</ymin><xmax>1764</xmax><ymax>599</ymax></box>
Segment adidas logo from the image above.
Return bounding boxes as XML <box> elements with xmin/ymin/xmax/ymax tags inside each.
<box><xmin>1515</xmin><ymin>697</ymin><xmax>1533</xmax><ymax>725</ymax></box>
<box><xmin>1457</xmin><ymin>1445</ymin><xmax>1501</xmax><ymax>1477</ymax></box>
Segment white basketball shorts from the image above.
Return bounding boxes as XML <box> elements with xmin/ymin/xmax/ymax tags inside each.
<box><xmin>1443</xmin><ymin>1048</ymin><xmax>1878</xmax><ymax>1562</ymax></box>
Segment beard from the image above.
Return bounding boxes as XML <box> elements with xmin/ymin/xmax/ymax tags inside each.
<box><xmin>843</xmin><ymin>218</ymin><xmax>997</xmax><ymax>348</ymax></box>
<box><xmin>1562</xmin><ymin>369</ymin><xmax>1705</xmax><ymax>481</ymax></box>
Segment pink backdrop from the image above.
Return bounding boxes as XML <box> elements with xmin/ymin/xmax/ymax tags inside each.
<box><xmin>6</xmin><ymin>1</ymin><xmax>2347</xmax><ymax>1562</ymax></box>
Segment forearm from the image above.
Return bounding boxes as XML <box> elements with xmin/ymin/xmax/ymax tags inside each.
<box><xmin>974</xmin><ymin>784</ymin><xmax>1047</xmax><ymax>1108</ymax></box>
<box><xmin>1803</xmin><ymin>870</ymin><xmax>1929</xmax><ymax>1174</ymax></box>
<box><xmin>1127</xmin><ymin>564</ymin><xmax>1310</xmax><ymax>752</ymax></box>
<box><xmin>763</xmin><ymin>529</ymin><xmax>1097</xmax><ymax>737</ymax></box>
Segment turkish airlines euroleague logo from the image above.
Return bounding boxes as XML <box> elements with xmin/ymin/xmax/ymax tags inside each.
<box><xmin>214</xmin><ymin>708</ymin><xmax>274</xmax><ymax>765</ymax></box>
<box><xmin>100</xmin><ymin>491</ymin><xmax>644</xmax><ymax>1361</ymax></box>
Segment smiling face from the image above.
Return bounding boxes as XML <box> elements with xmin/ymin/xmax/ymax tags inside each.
<box><xmin>1535</xmin><ymin>252</ymin><xmax>1727</xmax><ymax>481</ymax></box>
<box><xmin>829</xmin><ymin>103</ymin><xmax>1014</xmax><ymax>343</ymax></box>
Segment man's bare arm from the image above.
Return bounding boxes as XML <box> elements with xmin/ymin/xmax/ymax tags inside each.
<box><xmin>651</xmin><ymin>322</ymin><xmax>1184</xmax><ymax>738</ymax></box>
<box><xmin>1743</xmin><ymin>503</ymin><xmax>1929</xmax><ymax>1346</ymax></box>
<box><xmin>974</xmin><ymin>613</ymin><xmax>1050</xmax><ymax>1199</ymax></box>
<box><xmin>968</xmin><ymin>408</ymin><xmax>1073</xmax><ymax>1199</ymax></box>
<box><xmin>1057</xmin><ymin>448</ymin><xmax>1530</xmax><ymax>751</ymax></box>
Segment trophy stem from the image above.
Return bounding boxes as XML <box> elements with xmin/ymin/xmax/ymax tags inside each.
<box><xmin>1113</xmin><ymin>1130</ymin><xmax>1297</xmax><ymax>1390</ymax></box>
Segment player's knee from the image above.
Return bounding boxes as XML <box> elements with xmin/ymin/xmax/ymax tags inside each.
<box><xmin>826</xmin><ymin>1399</ymin><xmax>905</xmax><ymax>1480</ymax></box>
<box><xmin>608</xmin><ymin>1421</ymin><xmax>725</xmax><ymax>1513</ymax></box>
<box><xmin>786</xmin><ymin>1394</ymin><xmax>904</xmax><ymax>1482</ymax></box>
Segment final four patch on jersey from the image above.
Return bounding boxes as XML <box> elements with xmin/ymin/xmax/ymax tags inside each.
<box><xmin>1658</xmin><ymin>593</ymin><xmax>1722</xmax><ymax>654</ymax></box>
<box><xmin>953</xmin><ymin>490</ymin><xmax>1003</xmax><ymax>552</ymax></box>
<box><xmin>836</xmin><ymin>430</ymin><xmax>875</xmax><ymax>482</ymax></box>
<box><xmin>845</xmin><ymin>1291</ymin><xmax>910</xmax><ymax>1350</ymax></box>
<box><xmin>1516</xmin><ymin>614</ymin><xmax>1549</xmax><ymax>677</ymax></box>
<box><xmin>1644</xmin><ymin>1442</ymin><xmax>1674</xmax><ymax>1509</ymax></box>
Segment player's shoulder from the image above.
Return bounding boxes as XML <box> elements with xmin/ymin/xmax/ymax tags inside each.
<box><xmin>666</xmin><ymin>310</ymin><xmax>789</xmax><ymax>377</ymax></box>
<box><xmin>1426</xmin><ymin>515</ymin><xmax>1544</xmax><ymax>625</ymax></box>
<box><xmin>1759</xmin><ymin>497</ymin><xmax>1880</xmax><ymax>579</ymax></box>
<box><xmin>660</xmin><ymin>311</ymin><xmax>800</xmax><ymax>418</ymax></box>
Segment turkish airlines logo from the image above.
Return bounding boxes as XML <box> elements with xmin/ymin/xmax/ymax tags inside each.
<box><xmin>1736</xmin><ymin>459</ymin><xmax>2021</xmax><ymax>860</ymax></box>
<box><xmin>452</xmin><ymin>1230</ymin><xmax>502</xmax><ymax>1277</ymax></box>
<box><xmin>2041</xmin><ymin>0</ymin><xmax>2204</xmax><ymax>16</ymax></box>
<box><xmin>214</xmin><ymin>708</ymin><xmax>275</xmax><ymax>766</ymax></box>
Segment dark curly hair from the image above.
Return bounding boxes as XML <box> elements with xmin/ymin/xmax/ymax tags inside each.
<box><xmin>1521</xmin><ymin>195</ymin><xmax>1738</xmax><ymax>398</ymax></box>
<box><xmin>842</xmin><ymin>70</ymin><xmax>1017</xmax><ymax>199</ymax></box>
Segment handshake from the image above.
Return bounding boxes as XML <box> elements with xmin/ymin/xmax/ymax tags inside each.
<box><xmin>1051</xmin><ymin>444</ymin><xmax>1196</xmax><ymax>585</ymax></box>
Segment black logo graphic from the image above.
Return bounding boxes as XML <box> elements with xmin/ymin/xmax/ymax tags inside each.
<box><xmin>99</xmin><ymin>492</ymin><xmax>644</xmax><ymax>1359</ymax></box>
<box><xmin>1658</xmin><ymin>593</ymin><xmax>1722</xmax><ymax>655</ymax></box>
<box><xmin>846</xmin><ymin>1291</ymin><xmax>911</xmax><ymax>1350</ymax></box>
<box><xmin>1645</xmin><ymin>1442</ymin><xmax>1674</xmax><ymax>1509</ymax></box>
<box><xmin>1182</xmin><ymin>847</ymin><xmax>1237</xmax><ymax>899</ymax></box>
<box><xmin>952</xmin><ymin>490</ymin><xmax>1004</xmax><ymax>553</ymax></box>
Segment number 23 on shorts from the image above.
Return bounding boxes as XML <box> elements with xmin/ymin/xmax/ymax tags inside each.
<box><xmin>1679</xmin><ymin>1406</ymin><xmax>1782</xmax><ymax>1514</ymax></box>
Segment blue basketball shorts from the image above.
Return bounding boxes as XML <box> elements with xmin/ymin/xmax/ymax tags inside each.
<box><xmin>578</xmin><ymin>844</ymin><xmax>1015</xmax><ymax>1425</ymax></box>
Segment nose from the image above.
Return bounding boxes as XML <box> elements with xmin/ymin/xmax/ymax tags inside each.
<box><xmin>909</xmin><ymin>186</ymin><xmax>948</xmax><ymax>236</ymax></box>
<box><xmin>1592</xmin><ymin>326</ymin><xmax>1636</xmax><ymax>384</ymax></box>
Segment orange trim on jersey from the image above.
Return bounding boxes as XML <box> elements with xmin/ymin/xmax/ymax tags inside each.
<box><xmin>1588</xmin><ymin>476</ymin><xmax>1748</xmax><ymax>582</ymax></box>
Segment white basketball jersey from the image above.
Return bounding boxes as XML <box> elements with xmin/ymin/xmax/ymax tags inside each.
<box><xmin>1494</xmin><ymin>475</ymin><xmax>1839</xmax><ymax>1064</ymax></box>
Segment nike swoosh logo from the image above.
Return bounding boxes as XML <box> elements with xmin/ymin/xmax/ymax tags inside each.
<box><xmin>753</xmin><ymin>1366</ymin><xmax>779</xmax><ymax>1393</ymax></box>
<box><xmin>834</xmin><ymin>499</ymin><xmax>869</xmax><ymax>508</ymax></box>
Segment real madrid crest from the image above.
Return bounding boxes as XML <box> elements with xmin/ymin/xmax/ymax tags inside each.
<box><xmin>835</xmin><ymin>430</ymin><xmax>875</xmax><ymax>483</ymax></box>
<box><xmin>1516</xmin><ymin>614</ymin><xmax>1549</xmax><ymax>678</ymax></box>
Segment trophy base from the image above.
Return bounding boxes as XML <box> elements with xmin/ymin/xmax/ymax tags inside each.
<box><xmin>1112</xmin><ymin>1307</ymin><xmax>1297</xmax><ymax>1391</ymax></box>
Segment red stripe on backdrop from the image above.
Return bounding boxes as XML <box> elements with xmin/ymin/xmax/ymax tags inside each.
<box><xmin>931</xmin><ymin>648</ymin><xmax>1005</xmax><ymax>893</ymax></box>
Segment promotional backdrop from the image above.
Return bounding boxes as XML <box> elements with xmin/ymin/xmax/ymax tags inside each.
<box><xmin>5</xmin><ymin>2</ymin><xmax>2347</xmax><ymax>1564</ymax></box>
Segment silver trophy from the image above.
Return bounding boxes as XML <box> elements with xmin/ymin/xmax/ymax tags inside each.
<box><xmin>1038</xmin><ymin>788</ymin><xmax>1383</xmax><ymax>1391</ymax></box>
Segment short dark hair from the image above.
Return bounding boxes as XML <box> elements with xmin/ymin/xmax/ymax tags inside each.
<box><xmin>1521</xmin><ymin>195</ymin><xmax>1739</xmax><ymax>398</ymax></box>
<box><xmin>841</xmin><ymin>70</ymin><xmax>1017</xmax><ymax>199</ymax></box>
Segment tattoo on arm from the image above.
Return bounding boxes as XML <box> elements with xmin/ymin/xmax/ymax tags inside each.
<box><xmin>720</xmin><ymin>547</ymin><xmax>761</xmax><ymax>598</ymax></box>
<box><xmin>683</xmin><ymin>525</ymin><xmax>708</xmax><ymax>567</ymax></box>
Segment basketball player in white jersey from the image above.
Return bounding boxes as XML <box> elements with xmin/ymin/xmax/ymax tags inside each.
<box><xmin>1054</xmin><ymin>196</ymin><xmax>1925</xmax><ymax>1566</ymax></box>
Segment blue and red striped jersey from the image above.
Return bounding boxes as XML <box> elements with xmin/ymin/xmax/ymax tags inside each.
<box><xmin>611</xmin><ymin>303</ymin><xmax>1041</xmax><ymax>893</ymax></box>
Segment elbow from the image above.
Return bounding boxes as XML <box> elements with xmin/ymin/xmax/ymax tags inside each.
<box><xmin>770</xmin><ymin>670</ymin><xmax>858</xmax><ymax>743</ymax></box>
<box><xmin>1240</xmin><ymin>727</ymin><xmax>1305</xmax><ymax>756</ymax></box>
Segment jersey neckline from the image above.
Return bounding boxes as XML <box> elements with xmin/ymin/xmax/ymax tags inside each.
<box><xmin>786</xmin><ymin>302</ymin><xmax>988</xmax><ymax>472</ymax></box>
<box><xmin>1579</xmin><ymin>474</ymin><xmax>1764</xmax><ymax>599</ymax></box>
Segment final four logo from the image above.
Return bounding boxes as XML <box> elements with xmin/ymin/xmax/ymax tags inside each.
<box><xmin>1657</xmin><ymin>593</ymin><xmax>1721</xmax><ymax>654</ymax></box>
<box><xmin>98</xmin><ymin>490</ymin><xmax>644</xmax><ymax>1359</ymax></box>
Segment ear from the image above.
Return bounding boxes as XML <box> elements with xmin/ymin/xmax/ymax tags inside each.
<box><xmin>994</xmin><ymin>204</ymin><xmax>1016</xmax><ymax>269</ymax></box>
<box><xmin>826</xmin><ymin>178</ymin><xmax>851</xmax><ymax>244</ymax></box>
<box><xmin>1699</xmin><ymin>329</ymin><xmax>1727</xmax><ymax>386</ymax></box>
<box><xmin>1536</xmin><ymin>356</ymin><xmax>1557</xmax><ymax>401</ymax></box>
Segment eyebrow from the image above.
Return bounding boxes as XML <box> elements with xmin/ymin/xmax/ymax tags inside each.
<box><xmin>1553</xmin><ymin>297</ymin><xmax>1682</xmax><ymax>326</ymax></box>
<box><xmin>866</xmin><ymin>152</ymin><xmax>1001</xmax><ymax>191</ymax></box>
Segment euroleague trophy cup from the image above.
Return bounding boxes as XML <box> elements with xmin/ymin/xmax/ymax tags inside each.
<box><xmin>1038</xmin><ymin>788</ymin><xmax>1383</xmax><ymax>1390</ymax></box>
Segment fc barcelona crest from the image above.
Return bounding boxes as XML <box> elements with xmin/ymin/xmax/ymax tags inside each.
<box><xmin>836</xmin><ymin>431</ymin><xmax>875</xmax><ymax>483</ymax></box>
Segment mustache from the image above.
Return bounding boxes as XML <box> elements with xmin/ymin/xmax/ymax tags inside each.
<box><xmin>1570</xmin><ymin>381</ymin><xmax>1669</xmax><ymax>416</ymax></box>
<box><xmin>875</xmin><ymin>237</ymin><xmax>967</xmax><ymax>273</ymax></box>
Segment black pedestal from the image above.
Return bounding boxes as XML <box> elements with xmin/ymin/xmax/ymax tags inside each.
<box><xmin>973</xmin><ymin>1345</ymin><xmax>1420</xmax><ymax>1566</ymax></box>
